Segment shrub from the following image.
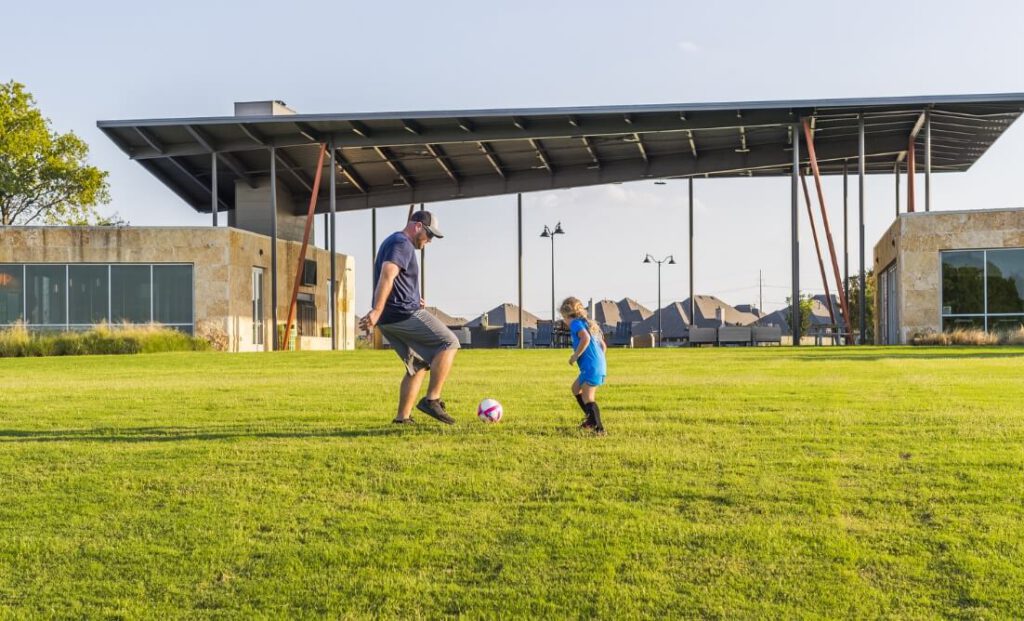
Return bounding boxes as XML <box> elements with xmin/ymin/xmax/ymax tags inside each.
<box><xmin>0</xmin><ymin>322</ymin><xmax>209</xmax><ymax>357</ymax></box>
<box><xmin>949</xmin><ymin>328</ymin><xmax>999</xmax><ymax>346</ymax></box>
<box><xmin>1003</xmin><ymin>326</ymin><xmax>1024</xmax><ymax>345</ymax></box>
<box><xmin>910</xmin><ymin>330</ymin><xmax>949</xmax><ymax>346</ymax></box>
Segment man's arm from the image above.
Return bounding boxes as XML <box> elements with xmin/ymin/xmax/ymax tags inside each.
<box><xmin>359</xmin><ymin>262</ymin><xmax>399</xmax><ymax>331</ymax></box>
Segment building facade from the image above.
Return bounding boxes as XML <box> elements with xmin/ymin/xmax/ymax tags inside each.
<box><xmin>0</xmin><ymin>226</ymin><xmax>355</xmax><ymax>351</ymax></box>
<box><xmin>873</xmin><ymin>208</ymin><xmax>1024</xmax><ymax>344</ymax></box>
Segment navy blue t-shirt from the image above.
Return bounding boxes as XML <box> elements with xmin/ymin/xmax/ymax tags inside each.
<box><xmin>374</xmin><ymin>232</ymin><xmax>420</xmax><ymax>325</ymax></box>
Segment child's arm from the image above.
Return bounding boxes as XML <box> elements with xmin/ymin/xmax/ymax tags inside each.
<box><xmin>569</xmin><ymin>329</ymin><xmax>590</xmax><ymax>365</ymax></box>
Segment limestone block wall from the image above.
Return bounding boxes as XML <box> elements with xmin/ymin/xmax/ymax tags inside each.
<box><xmin>0</xmin><ymin>226</ymin><xmax>355</xmax><ymax>352</ymax></box>
<box><xmin>873</xmin><ymin>208</ymin><xmax>1024</xmax><ymax>343</ymax></box>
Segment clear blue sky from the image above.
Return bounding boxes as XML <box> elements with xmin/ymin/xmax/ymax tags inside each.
<box><xmin>5</xmin><ymin>0</ymin><xmax>1023</xmax><ymax>319</ymax></box>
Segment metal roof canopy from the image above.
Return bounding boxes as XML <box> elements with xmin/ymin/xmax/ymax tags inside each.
<box><xmin>98</xmin><ymin>93</ymin><xmax>1024</xmax><ymax>215</ymax></box>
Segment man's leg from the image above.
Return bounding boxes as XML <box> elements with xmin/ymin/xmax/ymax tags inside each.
<box><xmin>425</xmin><ymin>347</ymin><xmax>457</xmax><ymax>401</ymax></box>
<box><xmin>397</xmin><ymin>368</ymin><xmax>427</xmax><ymax>420</ymax></box>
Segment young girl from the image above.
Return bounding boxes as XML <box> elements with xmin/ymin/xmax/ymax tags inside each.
<box><xmin>559</xmin><ymin>297</ymin><xmax>608</xmax><ymax>434</ymax></box>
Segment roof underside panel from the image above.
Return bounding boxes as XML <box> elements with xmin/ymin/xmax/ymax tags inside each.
<box><xmin>97</xmin><ymin>94</ymin><xmax>1024</xmax><ymax>214</ymax></box>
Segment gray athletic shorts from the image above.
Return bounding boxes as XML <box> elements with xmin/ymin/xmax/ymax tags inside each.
<box><xmin>378</xmin><ymin>309</ymin><xmax>460</xmax><ymax>376</ymax></box>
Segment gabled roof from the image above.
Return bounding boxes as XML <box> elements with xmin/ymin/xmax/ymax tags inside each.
<box><xmin>466</xmin><ymin>303</ymin><xmax>541</xmax><ymax>329</ymax></box>
<box><xmin>593</xmin><ymin>297</ymin><xmax>653</xmax><ymax>327</ymax></box>
<box><xmin>424</xmin><ymin>306</ymin><xmax>467</xmax><ymax>328</ymax></box>
<box><xmin>758</xmin><ymin>295</ymin><xmax>839</xmax><ymax>334</ymax></box>
<box><xmin>97</xmin><ymin>93</ymin><xmax>1024</xmax><ymax>214</ymax></box>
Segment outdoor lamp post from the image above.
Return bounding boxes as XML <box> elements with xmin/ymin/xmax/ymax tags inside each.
<box><xmin>540</xmin><ymin>222</ymin><xmax>565</xmax><ymax>328</ymax></box>
<box><xmin>643</xmin><ymin>254</ymin><xmax>676</xmax><ymax>347</ymax></box>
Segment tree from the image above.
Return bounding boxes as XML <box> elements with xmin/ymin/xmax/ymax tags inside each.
<box><xmin>0</xmin><ymin>80</ymin><xmax>111</xmax><ymax>226</ymax></box>
<box><xmin>846</xmin><ymin>269</ymin><xmax>875</xmax><ymax>342</ymax></box>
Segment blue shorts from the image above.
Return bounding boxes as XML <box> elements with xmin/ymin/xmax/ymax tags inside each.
<box><xmin>577</xmin><ymin>370</ymin><xmax>605</xmax><ymax>387</ymax></box>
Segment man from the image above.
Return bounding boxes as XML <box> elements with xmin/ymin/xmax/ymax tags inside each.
<box><xmin>359</xmin><ymin>210</ymin><xmax>459</xmax><ymax>424</ymax></box>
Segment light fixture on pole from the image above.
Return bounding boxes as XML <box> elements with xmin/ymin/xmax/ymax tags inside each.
<box><xmin>643</xmin><ymin>254</ymin><xmax>676</xmax><ymax>347</ymax></box>
<box><xmin>540</xmin><ymin>222</ymin><xmax>565</xmax><ymax>328</ymax></box>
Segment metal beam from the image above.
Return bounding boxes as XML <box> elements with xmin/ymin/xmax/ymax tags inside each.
<box><xmin>580</xmin><ymin>136</ymin><xmax>601</xmax><ymax>169</ymax></box>
<box><xmin>238</xmin><ymin>124</ymin><xmax>316</xmax><ymax>194</ymax></box>
<box><xmin>350</xmin><ymin>121</ymin><xmax>371</xmax><ymax>138</ymax></box>
<box><xmin>314</xmin><ymin>133</ymin><xmax>909</xmax><ymax>212</ymax></box>
<box><xmin>478</xmin><ymin>142</ymin><xmax>506</xmax><ymax>178</ymax></box>
<box><xmin>375</xmin><ymin>146</ymin><xmax>413</xmax><ymax>187</ymax></box>
<box><xmin>185</xmin><ymin>125</ymin><xmax>257</xmax><ymax>188</ymax></box>
<box><xmin>528</xmin><ymin>138</ymin><xmax>554</xmax><ymax>173</ymax></box>
<box><xmin>164</xmin><ymin>156</ymin><xmax>231</xmax><ymax>212</ymax></box>
<box><xmin>425</xmin><ymin>143</ymin><xmax>459</xmax><ymax>184</ymax></box>
<box><xmin>687</xmin><ymin>130</ymin><xmax>698</xmax><ymax>159</ymax></box>
<box><xmin>134</xmin><ymin>127</ymin><xmax>164</xmax><ymax>154</ymax></box>
<box><xmin>633</xmin><ymin>133</ymin><xmax>649</xmax><ymax>166</ymax></box>
<box><xmin>331</xmin><ymin>149</ymin><xmax>369</xmax><ymax>194</ymax></box>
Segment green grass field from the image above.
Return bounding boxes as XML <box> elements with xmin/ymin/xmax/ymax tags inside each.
<box><xmin>1</xmin><ymin>347</ymin><xmax>1023</xmax><ymax>618</ymax></box>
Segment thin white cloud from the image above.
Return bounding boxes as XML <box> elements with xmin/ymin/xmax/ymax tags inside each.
<box><xmin>677</xmin><ymin>41</ymin><xmax>699</xmax><ymax>53</ymax></box>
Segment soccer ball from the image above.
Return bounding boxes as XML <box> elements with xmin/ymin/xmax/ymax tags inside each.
<box><xmin>477</xmin><ymin>398</ymin><xmax>503</xmax><ymax>423</ymax></box>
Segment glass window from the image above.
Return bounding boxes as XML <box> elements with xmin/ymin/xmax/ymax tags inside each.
<box><xmin>942</xmin><ymin>316</ymin><xmax>984</xmax><ymax>332</ymax></box>
<box><xmin>989</xmin><ymin>316</ymin><xmax>1024</xmax><ymax>333</ymax></box>
<box><xmin>26</xmin><ymin>265</ymin><xmax>66</xmax><ymax>325</ymax></box>
<box><xmin>153</xmin><ymin>265</ymin><xmax>192</xmax><ymax>325</ymax></box>
<box><xmin>942</xmin><ymin>251</ymin><xmax>985</xmax><ymax>315</ymax></box>
<box><xmin>0</xmin><ymin>265</ymin><xmax>23</xmax><ymax>324</ymax></box>
<box><xmin>986</xmin><ymin>249</ymin><xmax>1024</xmax><ymax>314</ymax></box>
<box><xmin>111</xmin><ymin>265</ymin><xmax>151</xmax><ymax>324</ymax></box>
<box><xmin>68</xmin><ymin>265</ymin><xmax>109</xmax><ymax>325</ymax></box>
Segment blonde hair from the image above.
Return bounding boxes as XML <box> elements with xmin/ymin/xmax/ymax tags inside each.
<box><xmin>559</xmin><ymin>297</ymin><xmax>601</xmax><ymax>337</ymax></box>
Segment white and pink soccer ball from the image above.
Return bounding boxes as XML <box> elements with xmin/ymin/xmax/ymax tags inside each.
<box><xmin>477</xmin><ymin>398</ymin><xmax>503</xmax><ymax>423</ymax></box>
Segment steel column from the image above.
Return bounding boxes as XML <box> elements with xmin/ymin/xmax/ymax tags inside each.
<box><xmin>270</xmin><ymin>147</ymin><xmax>278</xmax><ymax>351</ymax></box>
<box><xmin>907</xmin><ymin>134</ymin><xmax>916</xmax><ymax>213</ymax></box>
<box><xmin>210</xmin><ymin>153</ymin><xmax>218</xmax><ymax>226</ymax></box>
<box><xmin>688</xmin><ymin>178</ymin><xmax>695</xmax><ymax>325</ymax></box>
<box><xmin>858</xmin><ymin>114</ymin><xmax>867</xmax><ymax>344</ymax></box>
<box><xmin>371</xmin><ymin>207</ymin><xmax>377</xmax><ymax>301</ymax></box>
<box><xmin>925</xmin><ymin>109</ymin><xmax>932</xmax><ymax>212</ymax></box>
<box><xmin>517</xmin><ymin>193</ymin><xmax>524</xmax><ymax>349</ymax></box>
<box><xmin>330</xmin><ymin>138</ymin><xmax>338</xmax><ymax>350</ymax></box>
<box><xmin>800</xmin><ymin>170</ymin><xmax>836</xmax><ymax>324</ymax></box>
<box><xmin>791</xmin><ymin>123</ymin><xmax>800</xmax><ymax>345</ymax></box>
<box><xmin>843</xmin><ymin>161</ymin><xmax>849</xmax><ymax>311</ymax></box>
<box><xmin>895</xmin><ymin>162</ymin><xmax>900</xmax><ymax>218</ymax></box>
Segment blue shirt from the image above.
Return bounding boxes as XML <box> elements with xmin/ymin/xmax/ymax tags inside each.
<box><xmin>570</xmin><ymin>318</ymin><xmax>607</xmax><ymax>376</ymax></box>
<box><xmin>374</xmin><ymin>232</ymin><xmax>420</xmax><ymax>325</ymax></box>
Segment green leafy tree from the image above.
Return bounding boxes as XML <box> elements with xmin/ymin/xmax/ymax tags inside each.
<box><xmin>846</xmin><ymin>270</ymin><xmax>875</xmax><ymax>342</ymax></box>
<box><xmin>785</xmin><ymin>294</ymin><xmax>815</xmax><ymax>336</ymax></box>
<box><xmin>0</xmin><ymin>80</ymin><xmax>111</xmax><ymax>226</ymax></box>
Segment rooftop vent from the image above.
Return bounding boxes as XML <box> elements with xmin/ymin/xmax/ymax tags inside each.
<box><xmin>234</xmin><ymin>100</ymin><xmax>296</xmax><ymax>117</ymax></box>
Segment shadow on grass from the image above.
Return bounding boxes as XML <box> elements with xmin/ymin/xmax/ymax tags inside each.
<box><xmin>0</xmin><ymin>424</ymin><xmax>424</xmax><ymax>444</ymax></box>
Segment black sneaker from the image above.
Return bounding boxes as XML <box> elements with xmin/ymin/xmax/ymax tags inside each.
<box><xmin>392</xmin><ymin>417</ymin><xmax>416</xmax><ymax>425</ymax></box>
<box><xmin>416</xmin><ymin>398</ymin><xmax>455</xmax><ymax>425</ymax></box>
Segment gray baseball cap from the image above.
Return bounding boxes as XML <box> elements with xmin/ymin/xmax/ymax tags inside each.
<box><xmin>410</xmin><ymin>210</ymin><xmax>444</xmax><ymax>238</ymax></box>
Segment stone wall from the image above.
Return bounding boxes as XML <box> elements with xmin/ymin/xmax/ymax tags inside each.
<box><xmin>0</xmin><ymin>226</ymin><xmax>355</xmax><ymax>352</ymax></box>
<box><xmin>873</xmin><ymin>208</ymin><xmax>1024</xmax><ymax>343</ymax></box>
